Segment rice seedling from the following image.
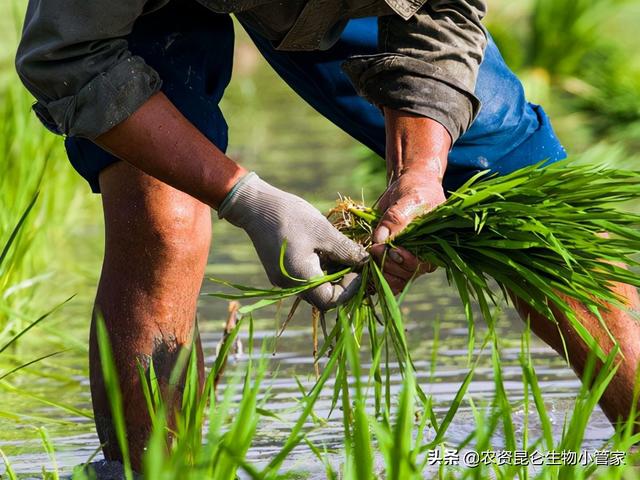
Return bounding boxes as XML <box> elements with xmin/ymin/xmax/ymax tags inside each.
<box><xmin>97</xmin><ymin>310</ymin><xmax>640</xmax><ymax>479</ymax></box>
<box><xmin>38</xmin><ymin>426</ymin><xmax>61</xmax><ymax>480</ymax></box>
<box><xmin>88</xmin><ymin>311</ymin><xmax>336</xmax><ymax>479</ymax></box>
<box><xmin>313</xmin><ymin>296</ymin><xmax>639</xmax><ymax>479</ymax></box>
<box><xmin>0</xmin><ymin>447</ymin><xmax>17</xmax><ymax>480</ymax></box>
<box><xmin>2</xmin><ymin>2</ymin><xmax>640</xmax><ymax>476</ymax></box>
<box><xmin>0</xmin><ymin>199</ymin><xmax>98</xmax><ymax>480</ymax></box>
<box><xmin>213</xmin><ymin>160</ymin><xmax>640</xmax><ymax>363</ymax></box>
<box><xmin>486</xmin><ymin>0</ymin><xmax>633</xmax><ymax>79</ymax></box>
<box><xmin>339</xmin><ymin>307</ymin><xmax>435</xmax><ymax>480</ymax></box>
<box><xmin>486</xmin><ymin>0</ymin><xmax>640</xmax><ymax>147</ymax></box>
<box><xmin>0</xmin><ymin>196</ymin><xmax>79</xmax><ymax>390</ymax></box>
<box><xmin>0</xmin><ymin>81</ymin><xmax>96</xmax><ymax>340</ymax></box>
<box><xmin>205</xmin><ymin>159</ymin><xmax>640</xmax><ymax>477</ymax></box>
<box><xmin>438</xmin><ymin>322</ymin><xmax>636</xmax><ymax>480</ymax></box>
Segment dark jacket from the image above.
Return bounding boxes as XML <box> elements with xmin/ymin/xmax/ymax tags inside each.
<box><xmin>15</xmin><ymin>0</ymin><xmax>487</xmax><ymax>142</ymax></box>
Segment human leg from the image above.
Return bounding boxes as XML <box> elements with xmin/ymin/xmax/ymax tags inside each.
<box><xmin>92</xmin><ymin>162</ymin><xmax>211</xmax><ymax>468</ymax></box>
<box><xmin>62</xmin><ymin>1</ymin><xmax>235</xmax><ymax>467</ymax></box>
<box><xmin>511</xmin><ymin>282</ymin><xmax>640</xmax><ymax>427</ymax></box>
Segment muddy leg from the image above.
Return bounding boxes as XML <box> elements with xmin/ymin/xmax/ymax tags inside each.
<box><xmin>91</xmin><ymin>161</ymin><xmax>210</xmax><ymax>469</ymax></box>
<box><xmin>511</xmin><ymin>281</ymin><xmax>640</xmax><ymax>427</ymax></box>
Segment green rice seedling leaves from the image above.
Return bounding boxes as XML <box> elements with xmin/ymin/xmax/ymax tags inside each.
<box><xmin>0</xmin><ymin>296</ymin><xmax>74</xmax><ymax>356</ymax></box>
<box><xmin>341</xmin><ymin>311</ymin><xmax>374</xmax><ymax>480</ymax></box>
<box><xmin>526</xmin><ymin>0</ymin><xmax>634</xmax><ymax>78</ymax></box>
<box><xmin>520</xmin><ymin>322</ymin><xmax>554</xmax><ymax>451</ymax></box>
<box><xmin>424</xmin><ymin>368</ymin><xmax>475</xmax><ymax>451</ymax></box>
<box><xmin>556</xmin><ymin>348</ymin><xmax>621</xmax><ymax>480</ymax></box>
<box><xmin>38</xmin><ymin>426</ymin><xmax>59</xmax><ymax>480</ymax></box>
<box><xmin>0</xmin><ymin>350</ymin><xmax>65</xmax><ymax>381</ymax></box>
<box><xmin>0</xmin><ymin>192</ymin><xmax>38</xmax><ymax>271</ymax></box>
<box><xmin>0</xmin><ymin>295</ymin><xmax>73</xmax><ymax>389</ymax></box>
<box><xmin>278</xmin><ymin>239</ymin><xmax>306</xmax><ymax>283</ymax></box>
<box><xmin>209</xmin><ymin>268</ymin><xmax>350</xmax><ymax>315</ymax></box>
<box><xmin>389</xmin><ymin>358</ymin><xmax>417</xmax><ymax>480</ymax></box>
<box><xmin>490</xmin><ymin>334</ymin><xmax>517</xmax><ymax>458</ymax></box>
<box><xmin>0</xmin><ymin>380</ymin><xmax>93</xmax><ymax>419</ymax></box>
<box><xmin>213</xmin><ymin>161</ymin><xmax>640</xmax><ymax>368</ymax></box>
<box><xmin>0</xmin><ymin>447</ymin><xmax>18</xmax><ymax>480</ymax></box>
<box><xmin>132</xmin><ymin>313</ymin><xmax>309</xmax><ymax>479</ymax></box>
<box><xmin>265</xmin><ymin>333</ymin><xmax>343</xmax><ymax>475</ymax></box>
<box><xmin>0</xmin><ymin>81</ymin><xmax>94</xmax><ymax>339</ymax></box>
<box><xmin>304</xmin><ymin>439</ymin><xmax>339</xmax><ymax>480</ymax></box>
<box><xmin>617</xmin><ymin>362</ymin><xmax>640</xmax><ymax>450</ymax></box>
<box><xmin>207</xmin><ymin>322</ymin><xmax>266</xmax><ymax>480</ymax></box>
<box><xmin>0</xmin><ymin>409</ymin><xmax>79</xmax><ymax>426</ymax></box>
<box><xmin>206</xmin><ymin>159</ymin><xmax>640</xmax><ymax>479</ymax></box>
<box><xmin>367</xmin><ymin>359</ymin><xmax>430</xmax><ymax>480</ymax></box>
<box><xmin>95</xmin><ymin>317</ymin><xmax>134</xmax><ymax>480</ymax></box>
<box><xmin>210</xmin><ymin>358</ymin><xmax>263</xmax><ymax>478</ymax></box>
<box><xmin>362</xmin><ymin>162</ymin><xmax>640</xmax><ymax>360</ymax></box>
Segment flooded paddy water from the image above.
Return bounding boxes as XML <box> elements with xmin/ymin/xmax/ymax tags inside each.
<box><xmin>0</xmin><ymin>33</ymin><xmax>622</xmax><ymax>478</ymax></box>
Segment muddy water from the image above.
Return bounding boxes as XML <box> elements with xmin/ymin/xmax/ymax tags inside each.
<box><xmin>0</xmin><ymin>36</ymin><xmax>613</xmax><ymax>477</ymax></box>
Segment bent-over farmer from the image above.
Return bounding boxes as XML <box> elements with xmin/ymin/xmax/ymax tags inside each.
<box><xmin>15</xmin><ymin>0</ymin><xmax>640</xmax><ymax>470</ymax></box>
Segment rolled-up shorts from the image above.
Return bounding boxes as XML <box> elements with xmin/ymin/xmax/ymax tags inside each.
<box><xmin>64</xmin><ymin>0</ymin><xmax>566</xmax><ymax>194</ymax></box>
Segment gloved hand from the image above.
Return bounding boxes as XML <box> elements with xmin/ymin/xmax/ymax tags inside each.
<box><xmin>218</xmin><ymin>172</ymin><xmax>369</xmax><ymax>310</ymax></box>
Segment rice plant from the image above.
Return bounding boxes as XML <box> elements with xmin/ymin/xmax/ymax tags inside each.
<box><xmin>206</xmin><ymin>159</ymin><xmax>640</xmax><ymax>477</ymax></box>
<box><xmin>526</xmin><ymin>0</ymin><xmax>632</xmax><ymax>77</ymax></box>
<box><xmin>0</xmin><ymin>204</ymin><xmax>90</xmax><ymax>478</ymax></box>
<box><xmin>566</xmin><ymin>48</ymin><xmax>640</xmax><ymax>147</ymax></box>
<box><xmin>0</xmin><ymin>198</ymin><xmax>73</xmax><ymax>383</ymax></box>
<box><xmin>331</xmin><ymin>307</ymin><xmax>635</xmax><ymax>479</ymax></box>
<box><xmin>4</xmin><ymin>243</ymin><xmax>638</xmax><ymax>478</ymax></box>
<box><xmin>487</xmin><ymin>0</ymin><xmax>633</xmax><ymax>78</ymax></box>
<box><xmin>2</xmin><ymin>1</ymin><xmax>640</xmax><ymax>476</ymax></box>
<box><xmin>214</xmin><ymin>160</ymin><xmax>640</xmax><ymax>362</ymax></box>
<box><xmin>84</xmin><ymin>313</ymin><xmax>318</xmax><ymax>479</ymax></box>
<box><xmin>0</xmin><ymin>81</ymin><xmax>95</xmax><ymax>340</ymax></box>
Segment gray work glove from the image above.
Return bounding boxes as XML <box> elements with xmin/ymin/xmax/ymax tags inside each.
<box><xmin>218</xmin><ymin>172</ymin><xmax>369</xmax><ymax>310</ymax></box>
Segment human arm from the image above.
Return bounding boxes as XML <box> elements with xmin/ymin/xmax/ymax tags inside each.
<box><xmin>369</xmin><ymin>109</ymin><xmax>448</xmax><ymax>293</ymax></box>
<box><xmin>15</xmin><ymin>0</ymin><xmax>164</xmax><ymax>139</ymax></box>
<box><xmin>15</xmin><ymin>1</ymin><xmax>367</xmax><ymax>309</ymax></box>
<box><xmin>95</xmin><ymin>92</ymin><xmax>247</xmax><ymax>207</ymax></box>
<box><xmin>343</xmin><ymin>0</ymin><xmax>487</xmax><ymax>143</ymax></box>
<box><xmin>97</xmin><ymin>93</ymin><xmax>368</xmax><ymax>308</ymax></box>
<box><xmin>343</xmin><ymin>0</ymin><xmax>487</xmax><ymax>292</ymax></box>
<box><xmin>15</xmin><ymin>0</ymin><xmax>245</xmax><ymax>205</ymax></box>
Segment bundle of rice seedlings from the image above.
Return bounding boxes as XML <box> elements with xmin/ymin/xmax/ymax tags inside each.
<box><xmin>333</xmin><ymin>161</ymin><xmax>640</xmax><ymax>357</ymax></box>
<box><xmin>211</xmin><ymin>160</ymin><xmax>640</xmax><ymax>408</ymax></box>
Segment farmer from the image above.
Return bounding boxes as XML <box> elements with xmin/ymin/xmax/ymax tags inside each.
<box><xmin>15</xmin><ymin>0</ymin><xmax>640</xmax><ymax>470</ymax></box>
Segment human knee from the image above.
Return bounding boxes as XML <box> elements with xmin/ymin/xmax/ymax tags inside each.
<box><xmin>103</xmin><ymin>191</ymin><xmax>212</xmax><ymax>266</ymax></box>
<box><xmin>143</xmin><ymin>199</ymin><xmax>212</xmax><ymax>263</ymax></box>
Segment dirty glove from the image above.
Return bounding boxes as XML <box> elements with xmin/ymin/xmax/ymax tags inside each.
<box><xmin>218</xmin><ymin>172</ymin><xmax>369</xmax><ymax>310</ymax></box>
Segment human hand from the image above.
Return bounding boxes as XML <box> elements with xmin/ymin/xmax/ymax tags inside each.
<box><xmin>218</xmin><ymin>172</ymin><xmax>369</xmax><ymax>310</ymax></box>
<box><xmin>371</xmin><ymin>172</ymin><xmax>446</xmax><ymax>294</ymax></box>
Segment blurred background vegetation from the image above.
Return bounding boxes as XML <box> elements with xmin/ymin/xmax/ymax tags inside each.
<box><xmin>0</xmin><ymin>0</ymin><xmax>639</xmax><ymax>475</ymax></box>
<box><xmin>487</xmin><ymin>0</ymin><xmax>640</xmax><ymax>155</ymax></box>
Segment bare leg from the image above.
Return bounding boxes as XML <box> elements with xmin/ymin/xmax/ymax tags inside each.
<box><xmin>512</xmin><ymin>281</ymin><xmax>640</xmax><ymax>426</ymax></box>
<box><xmin>90</xmin><ymin>161</ymin><xmax>211</xmax><ymax>469</ymax></box>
